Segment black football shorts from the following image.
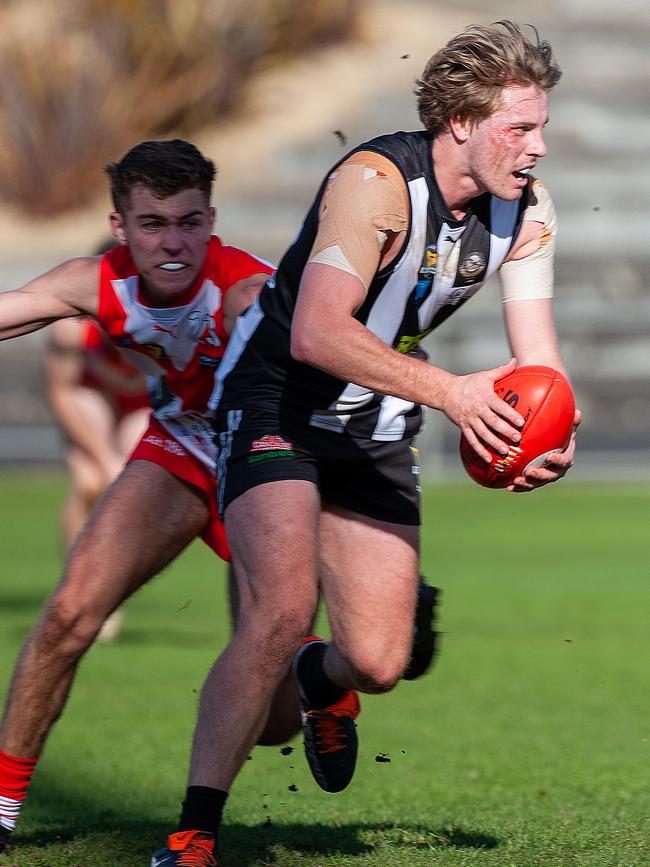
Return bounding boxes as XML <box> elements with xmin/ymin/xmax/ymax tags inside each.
<box><xmin>213</xmin><ymin>407</ymin><xmax>421</xmax><ymax>525</ymax></box>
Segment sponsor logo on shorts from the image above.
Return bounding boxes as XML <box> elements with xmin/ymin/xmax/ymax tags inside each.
<box><xmin>143</xmin><ymin>434</ymin><xmax>187</xmax><ymax>457</ymax></box>
<box><xmin>247</xmin><ymin>434</ymin><xmax>295</xmax><ymax>463</ymax></box>
<box><xmin>251</xmin><ymin>434</ymin><xmax>293</xmax><ymax>452</ymax></box>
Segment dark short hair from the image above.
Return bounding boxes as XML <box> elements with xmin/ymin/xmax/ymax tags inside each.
<box><xmin>105</xmin><ymin>139</ymin><xmax>216</xmax><ymax>213</ymax></box>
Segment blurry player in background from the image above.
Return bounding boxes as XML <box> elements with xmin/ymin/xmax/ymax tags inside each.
<box><xmin>45</xmin><ymin>242</ymin><xmax>150</xmax><ymax>640</ymax></box>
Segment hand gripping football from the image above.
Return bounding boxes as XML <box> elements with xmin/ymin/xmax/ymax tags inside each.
<box><xmin>459</xmin><ymin>365</ymin><xmax>576</xmax><ymax>488</ymax></box>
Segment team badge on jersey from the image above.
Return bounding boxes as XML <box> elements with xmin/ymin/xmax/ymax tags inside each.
<box><xmin>458</xmin><ymin>252</ymin><xmax>486</xmax><ymax>281</ymax></box>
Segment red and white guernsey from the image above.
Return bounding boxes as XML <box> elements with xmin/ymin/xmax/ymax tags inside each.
<box><xmin>98</xmin><ymin>236</ymin><xmax>272</xmax><ymax>469</ymax></box>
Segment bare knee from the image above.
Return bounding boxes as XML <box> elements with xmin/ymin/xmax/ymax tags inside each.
<box><xmin>37</xmin><ymin>595</ymin><xmax>104</xmax><ymax>659</ymax></box>
<box><xmin>341</xmin><ymin>645</ymin><xmax>410</xmax><ymax>695</ymax></box>
<box><xmin>239</xmin><ymin>604</ymin><xmax>313</xmax><ymax>672</ymax></box>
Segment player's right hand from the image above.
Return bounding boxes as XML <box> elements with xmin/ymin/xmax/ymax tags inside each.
<box><xmin>440</xmin><ymin>358</ymin><xmax>525</xmax><ymax>463</ymax></box>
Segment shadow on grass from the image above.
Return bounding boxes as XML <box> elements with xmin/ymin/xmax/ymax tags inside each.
<box><xmin>222</xmin><ymin>822</ymin><xmax>500</xmax><ymax>860</ymax></box>
<box><xmin>14</xmin><ymin>775</ymin><xmax>500</xmax><ymax>864</ymax></box>
<box><xmin>11</xmin><ymin>817</ymin><xmax>500</xmax><ymax>866</ymax></box>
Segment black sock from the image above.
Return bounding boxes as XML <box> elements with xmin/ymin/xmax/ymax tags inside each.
<box><xmin>296</xmin><ymin>641</ymin><xmax>346</xmax><ymax>709</ymax></box>
<box><xmin>178</xmin><ymin>786</ymin><xmax>228</xmax><ymax>838</ymax></box>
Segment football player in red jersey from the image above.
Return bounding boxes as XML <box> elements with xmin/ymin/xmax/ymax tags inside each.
<box><xmin>0</xmin><ymin>140</ymin><xmax>274</xmax><ymax>860</ymax></box>
<box><xmin>0</xmin><ymin>139</ymin><xmax>440</xmax><ymax>866</ymax></box>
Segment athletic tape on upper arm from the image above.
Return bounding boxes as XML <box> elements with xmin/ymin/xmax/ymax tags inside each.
<box><xmin>499</xmin><ymin>180</ymin><xmax>557</xmax><ymax>303</ymax></box>
<box><xmin>308</xmin><ymin>153</ymin><xmax>408</xmax><ymax>289</ymax></box>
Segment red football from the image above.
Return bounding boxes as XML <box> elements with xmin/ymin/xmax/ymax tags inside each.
<box><xmin>459</xmin><ymin>365</ymin><xmax>575</xmax><ymax>488</ymax></box>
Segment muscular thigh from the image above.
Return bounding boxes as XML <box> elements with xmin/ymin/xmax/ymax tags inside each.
<box><xmin>59</xmin><ymin>460</ymin><xmax>210</xmax><ymax>607</ymax></box>
<box><xmin>224</xmin><ymin>480</ymin><xmax>321</xmax><ymax>629</ymax></box>
<box><xmin>318</xmin><ymin>505</ymin><xmax>419</xmax><ymax>659</ymax></box>
<box><xmin>319</xmin><ymin>437</ymin><xmax>421</xmax><ymax>526</ymax></box>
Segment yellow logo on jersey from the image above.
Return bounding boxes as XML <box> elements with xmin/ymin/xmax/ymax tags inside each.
<box><xmin>142</xmin><ymin>342</ymin><xmax>170</xmax><ymax>360</ymax></box>
<box><xmin>396</xmin><ymin>328</ymin><xmax>433</xmax><ymax>354</ymax></box>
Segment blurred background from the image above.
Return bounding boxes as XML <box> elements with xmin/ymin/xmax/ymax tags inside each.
<box><xmin>0</xmin><ymin>0</ymin><xmax>648</xmax><ymax>478</ymax></box>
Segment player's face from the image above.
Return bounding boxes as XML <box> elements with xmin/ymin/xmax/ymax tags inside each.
<box><xmin>465</xmin><ymin>84</ymin><xmax>549</xmax><ymax>201</ymax></box>
<box><xmin>110</xmin><ymin>186</ymin><xmax>215</xmax><ymax>302</ymax></box>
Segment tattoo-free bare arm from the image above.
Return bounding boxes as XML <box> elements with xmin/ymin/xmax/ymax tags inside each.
<box><xmin>291</xmin><ymin>263</ymin><xmax>524</xmax><ymax>461</ymax></box>
<box><xmin>0</xmin><ymin>257</ymin><xmax>99</xmax><ymax>340</ymax></box>
<box><xmin>502</xmin><ymin>297</ymin><xmax>580</xmax><ymax>492</ymax></box>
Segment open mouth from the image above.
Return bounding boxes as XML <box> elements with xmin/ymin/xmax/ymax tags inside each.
<box><xmin>158</xmin><ymin>263</ymin><xmax>188</xmax><ymax>272</ymax></box>
<box><xmin>513</xmin><ymin>167</ymin><xmax>533</xmax><ymax>181</ymax></box>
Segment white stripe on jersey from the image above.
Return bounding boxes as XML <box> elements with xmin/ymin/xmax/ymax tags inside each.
<box><xmin>485</xmin><ymin>196</ymin><xmax>520</xmax><ymax>280</ymax></box>
<box><xmin>112</xmin><ymin>275</ymin><xmax>223</xmax><ymax>372</ymax></box>
<box><xmin>209</xmin><ymin>298</ymin><xmax>265</xmax><ymax>410</ymax></box>
<box><xmin>216</xmin><ymin>409</ymin><xmax>243</xmax><ymax>514</ymax></box>
<box><xmin>372</xmin><ymin>394</ymin><xmax>416</xmax><ymax>441</ymax></box>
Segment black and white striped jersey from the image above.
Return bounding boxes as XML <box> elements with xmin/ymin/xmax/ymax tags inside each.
<box><xmin>211</xmin><ymin>130</ymin><xmax>530</xmax><ymax>440</ymax></box>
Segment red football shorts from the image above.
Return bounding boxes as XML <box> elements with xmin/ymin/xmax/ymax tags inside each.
<box><xmin>128</xmin><ymin>417</ymin><xmax>230</xmax><ymax>561</ymax></box>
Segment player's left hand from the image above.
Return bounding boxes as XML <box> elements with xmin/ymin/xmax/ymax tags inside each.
<box><xmin>507</xmin><ymin>408</ymin><xmax>581</xmax><ymax>493</ymax></box>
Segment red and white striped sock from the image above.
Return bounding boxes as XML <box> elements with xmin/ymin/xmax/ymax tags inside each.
<box><xmin>0</xmin><ymin>750</ymin><xmax>37</xmax><ymax>833</ymax></box>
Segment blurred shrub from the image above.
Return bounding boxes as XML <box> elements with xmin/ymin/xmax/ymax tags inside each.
<box><xmin>0</xmin><ymin>0</ymin><xmax>361</xmax><ymax>214</ymax></box>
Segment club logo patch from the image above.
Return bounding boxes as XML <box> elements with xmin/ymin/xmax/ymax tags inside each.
<box><xmin>458</xmin><ymin>252</ymin><xmax>486</xmax><ymax>280</ymax></box>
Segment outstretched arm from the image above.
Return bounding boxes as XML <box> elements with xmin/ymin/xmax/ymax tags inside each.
<box><xmin>0</xmin><ymin>257</ymin><xmax>99</xmax><ymax>340</ymax></box>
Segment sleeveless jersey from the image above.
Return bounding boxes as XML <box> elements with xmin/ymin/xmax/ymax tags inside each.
<box><xmin>98</xmin><ymin>236</ymin><xmax>272</xmax><ymax>467</ymax></box>
<box><xmin>212</xmin><ymin>130</ymin><xmax>531</xmax><ymax>441</ymax></box>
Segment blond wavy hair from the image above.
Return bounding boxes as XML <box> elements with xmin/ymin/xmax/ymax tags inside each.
<box><xmin>415</xmin><ymin>20</ymin><xmax>561</xmax><ymax>135</ymax></box>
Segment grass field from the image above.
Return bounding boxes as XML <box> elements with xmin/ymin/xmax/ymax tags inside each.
<box><xmin>0</xmin><ymin>472</ymin><xmax>648</xmax><ymax>866</ymax></box>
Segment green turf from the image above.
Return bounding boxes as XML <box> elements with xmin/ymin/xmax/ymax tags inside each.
<box><xmin>0</xmin><ymin>472</ymin><xmax>648</xmax><ymax>866</ymax></box>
